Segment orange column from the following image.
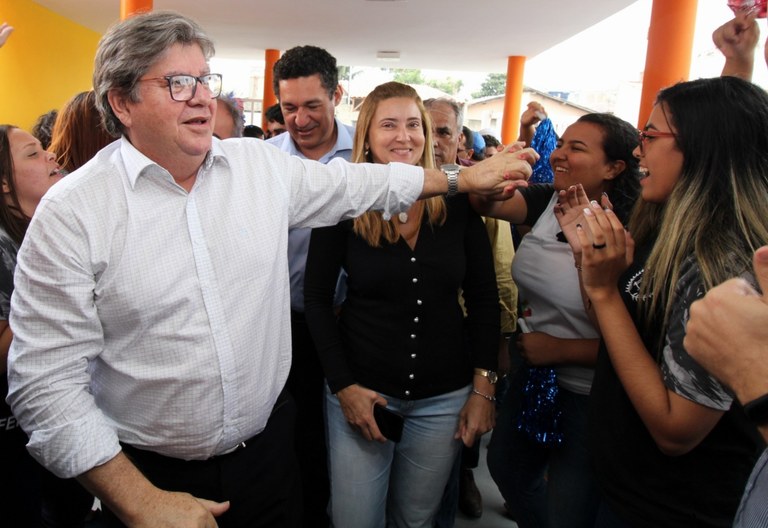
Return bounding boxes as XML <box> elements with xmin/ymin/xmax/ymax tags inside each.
<box><xmin>120</xmin><ymin>0</ymin><xmax>152</xmax><ymax>19</ymax></box>
<box><xmin>637</xmin><ymin>0</ymin><xmax>698</xmax><ymax>127</ymax></box>
<box><xmin>500</xmin><ymin>56</ymin><xmax>526</xmax><ymax>145</ymax></box>
<box><xmin>262</xmin><ymin>49</ymin><xmax>280</xmax><ymax>130</ymax></box>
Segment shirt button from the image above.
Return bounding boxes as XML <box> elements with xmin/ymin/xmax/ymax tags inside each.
<box><xmin>412</xmin><ymin>278</ymin><xmax>418</xmax><ymax>283</ymax></box>
<box><xmin>411</xmin><ymin>257</ymin><xmax>416</xmax><ymax>262</ymax></box>
<box><xmin>413</xmin><ymin>317</ymin><xmax>419</xmax><ymax>323</ymax></box>
<box><xmin>405</xmin><ymin>390</ymin><xmax>411</xmax><ymax>396</ymax></box>
<box><xmin>411</xmin><ymin>353</ymin><xmax>417</xmax><ymax>359</ymax></box>
<box><xmin>409</xmin><ymin>374</ymin><xmax>415</xmax><ymax>379</ymax></box>
<box><xmin>417</xmin><ymin>299</ymin><xmax>423</xmax><ymax>305</ymax></box>
<box><xmin>410</xmin><ymin>334</ymin><xmax>416</xmax><ymax>339</ymax></box>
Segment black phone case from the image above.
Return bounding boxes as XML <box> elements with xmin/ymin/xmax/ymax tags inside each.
<box><xmin>373</xmin><ymin>405</ymin><xmax>404</xmax><ymax>442</ymax></box>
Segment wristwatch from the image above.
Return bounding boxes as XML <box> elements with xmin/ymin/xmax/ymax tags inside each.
<box><xmin>744</xmin><ymin>393</ymin><xmax>768</xmax><ymax>425</ymax></box>
<box><xmin>474</xmin><ymin>368</ymin><xmax>498</xmax><ymax>385</ymax></box>
<box><xmin>440</xmin><ymin>163</ymin><xmax>461</xmax><ymax>197</ymax></box>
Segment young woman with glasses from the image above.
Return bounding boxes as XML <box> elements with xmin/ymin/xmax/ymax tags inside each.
<box><xmin>556</xmin><ymin>76</ymin><xmax>768</xmax><ymax>527</ymax></box>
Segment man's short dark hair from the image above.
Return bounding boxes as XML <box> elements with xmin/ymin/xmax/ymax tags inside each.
<box><xmin>272</xmin><ymin>45</ymin><xmax>338</xmax><ymax>99</ymax></box>
<box><xmin>265</xmin><ymin>103</ymin><xmax>284</xmax><ymax>125</ymax></box>
<box><xmin>243</xmin><ymin>125</ymin><xmax>264</xmax><ymax>138</ymax></box>
<box><xmin>483</xmin><ymin>134</ymin><xmax>501</xmax><ymax>148</ymax></box>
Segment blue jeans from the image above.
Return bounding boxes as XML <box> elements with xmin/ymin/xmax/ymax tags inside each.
<box><xmin>486</xmin><ymin>374</ymin><xmax>598</xmax><ymax>528</ymax></box>
<box><xmin>326</xmin><ymin>384</ymin><xmax>468</xmax><ymax>528</ymax></box>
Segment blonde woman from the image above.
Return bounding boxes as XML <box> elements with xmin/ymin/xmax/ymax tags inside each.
<box><xmin>304</xmin><ymin>82</ymin><xmax>499</xmax><ymax>528</ymax></box>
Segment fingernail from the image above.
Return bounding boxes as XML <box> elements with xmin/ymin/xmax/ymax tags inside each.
<box><xmin>590</xmin><ymin>200</ymin><xmax>600</xmax><ymax>209</ymax></box>
<box><xmin>583</xmin><ymin>208</ymin><xmax>593</xmax><ymax>216</ymax></box>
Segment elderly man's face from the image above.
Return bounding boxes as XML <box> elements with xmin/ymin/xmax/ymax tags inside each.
<box><xmin>427</xmin><ymin>102</ymin><xmax>460</xmax><ymax>166</ymax></box>
<box><xmin>111</xmin><ymin>43</ymin><xmax>216</xmax><ymax>173</ymax></box>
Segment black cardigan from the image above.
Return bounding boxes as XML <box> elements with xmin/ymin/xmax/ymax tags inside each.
<box><xmin>304</xmin><ymin>194</ymin><xmax>500</xmax><ymax>400</ymax></box>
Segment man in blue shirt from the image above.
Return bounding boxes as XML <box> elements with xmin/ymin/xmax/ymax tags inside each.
<box><xmin>267</xmin><ymin>45</ymin><xmax>353</xmax><ymax>527</ymax></box>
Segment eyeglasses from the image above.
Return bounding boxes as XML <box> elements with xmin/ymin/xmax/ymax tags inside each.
<box><xmin>138</xmin><ymin>74</ymin><xmax>223</xmax><ymax>102</ymax></box>
<box><xmin>637</xmin><ymin>129</ymin><xmax>676</xmax><ymax>154</ymax></box>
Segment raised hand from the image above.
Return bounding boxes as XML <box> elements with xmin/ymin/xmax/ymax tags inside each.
<box><xmin>575</xmin><ymin>199</ymin><xmax>634</xmax><ymax>302</ymax></box>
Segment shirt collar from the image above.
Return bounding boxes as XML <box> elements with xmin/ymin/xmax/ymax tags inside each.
<box><xmin>273</xmin><ymin>118</ymin><xmax>353</xmax><ymax>162</ymax></box>
<box><xmin>120</xmin><ymin>136</ymin><xmax>220</xmax><ymax>189</ymax></box>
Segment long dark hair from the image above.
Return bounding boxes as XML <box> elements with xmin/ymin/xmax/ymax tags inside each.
<box><xmin>631</xmin><ymin>76</ymin><xmax>768</xmax><ymax>331</ymax></box>
<box><xmin>0</xmin><ymin>125</ymin><xmax>32</xmax><ymax>245</ymax></box>
<box><xmin>576</xmin><ymin>113</ymin><xmax>641</xmax><ymax>224</ymax></box>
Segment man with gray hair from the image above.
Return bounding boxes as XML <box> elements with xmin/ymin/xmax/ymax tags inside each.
<box><xmin>214</xmin><ymin>93</ymin><xmax>244</xmax><ymax>139</ymax></box>
<box><xmin>425</xmin><ymin>97</ymin><xmax>517</xmax><ymax>524</ymax></box>
<box><xmin>7</xmin><ymin>12</ymin><xmax>534</xmax><ymax>527</ymax></box>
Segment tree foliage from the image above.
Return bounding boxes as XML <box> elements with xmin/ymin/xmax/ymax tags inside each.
<box><xmin>392</xmin><ymin>69</ymin><xmax>424</xmax><ymax>85</ymax></box>
<box><xmin>472</xmin><ymin>73</ymin><xmax>507</xmax><ymax>98</ymax></box>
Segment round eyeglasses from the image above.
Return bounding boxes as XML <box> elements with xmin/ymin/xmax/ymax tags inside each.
<box><xmin>138</xmin><ymin>74</ymin><xmax>223</xmax><ymax>102</ymax></box>
<box><xmin>637</xmin><ymin>129</ymin><xmax>676</xmax><ymax>154</ymax></box>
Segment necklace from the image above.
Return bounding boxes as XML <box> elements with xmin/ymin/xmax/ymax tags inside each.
<box><xmin>398</xmin><ymin>212</ymin><xmax>409</xmax><ymax>223</ymax></box>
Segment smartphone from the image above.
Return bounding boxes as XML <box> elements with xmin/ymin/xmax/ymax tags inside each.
<box><xmin>373</xmin><ymin>404</ymin><xmax>404</xmax><ymax>443</ymax></box>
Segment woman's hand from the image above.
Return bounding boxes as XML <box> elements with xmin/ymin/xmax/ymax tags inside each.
<box><xmin>576</xmin><ymin>199</ymin><xmax>634</xmax><ymax>302</ymax></box>
<box><xmin>335</xmin><ymin>384</ymin><xmax>388</xmax><ymax>442</ymax></box>
<box><xmin>456</xmin><ymin>393</ymin><xmax>495</xmax><ymax>447</ymax></box>
<box><xmin>554</xmin><ymin>184</ymin><xmax>613</xmax><ymax>261</ymax></box>
<box><xmin>516</xmin><ymin>331</ymin><xmax>560</xmax><ymax>366</ymax></box>
<box><xmin>520</xmin><ymin>101</ymin><xmax>547</xmax><ymax>128</ymax></box>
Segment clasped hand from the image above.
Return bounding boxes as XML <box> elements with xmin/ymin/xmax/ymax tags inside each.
<box><xmin>466</xmin><ymin>142</ymin><xmax>538</xmax><ymax>199</ymax></box>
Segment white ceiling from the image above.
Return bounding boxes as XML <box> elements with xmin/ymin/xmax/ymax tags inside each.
<box><xmin>34</xmin><ymin>0</ymin><xmax>638</xmax><ymax>73</ymax></box>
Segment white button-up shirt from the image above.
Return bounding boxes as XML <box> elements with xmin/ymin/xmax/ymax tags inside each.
<box><xmin>7</xmin><ymin>137</ymin><xmax>422</xmax><ymax>478</ymax></box>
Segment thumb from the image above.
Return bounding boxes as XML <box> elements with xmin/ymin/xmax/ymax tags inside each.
<box><xmin>199</xmin><ymin>498</ymin><xmax>230</xmax><ymax>517</ymax></box>
<box><xmin>753</xmin><ymin>246</ymin><xmax>768</xmax><ymax>300</ymax></box>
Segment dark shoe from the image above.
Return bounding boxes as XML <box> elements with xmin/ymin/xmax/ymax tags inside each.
<box><xmin>458</xmin><ymin>468</ymin><xmax>482</xmax><ymax>518</ymax></box>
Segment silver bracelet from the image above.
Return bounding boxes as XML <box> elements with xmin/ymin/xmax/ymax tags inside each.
<box><xmin>471</xmin><ymin>388</ymin><xmax>496</xmax><ymax>402</ymax></box>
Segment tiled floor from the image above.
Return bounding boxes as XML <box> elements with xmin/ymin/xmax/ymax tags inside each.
<box><xmin>455</xmin><ymin>433</ymin><xmax>518</xmax><ymax>528</ymax></box>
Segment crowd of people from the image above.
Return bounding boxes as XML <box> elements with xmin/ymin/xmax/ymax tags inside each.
<box><xmin>1</xmin><ymin>7</ymin><xmax>767</xmax><ymax>528</ymax></box>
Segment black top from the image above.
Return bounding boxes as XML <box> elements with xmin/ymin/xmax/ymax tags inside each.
<box><xmin>0</xmin><ymin>226</ymin><xmax>24</xmax><ymax>445</ymax></box>
<box><xmin>304</xmin><ymin>194</ymin><xmax>500</xmax><ymax>400</ymax></box>
<box><xmin>590</xmin><ymin>242</ymin><xmax>765</xmax><ymax>528</ymax></box>
<box><xmin>519</xmin><ymin>184</ymin><xmax>556</xmax><ymax>226</ymax></box>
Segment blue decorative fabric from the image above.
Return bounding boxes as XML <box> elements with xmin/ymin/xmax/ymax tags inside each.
<box><xmin>529</xmin><ymin>118</ymin><xmax>558</xmax><ymax>184</ymax></box>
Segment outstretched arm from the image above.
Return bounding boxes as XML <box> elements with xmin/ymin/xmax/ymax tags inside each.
<box><xmin>422</xmin><ymin>144</ymin><xmax>537</xmax><ymax>199</ymax></box>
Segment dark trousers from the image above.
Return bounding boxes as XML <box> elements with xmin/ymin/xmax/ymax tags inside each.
<box><xmin>286</xmin><ymin>310</ymin><xmax>330</xmax><ymax>527</ymax></box>
<box><xmin>103</xmin><ymin>390</ymin><xmax>301</xmax><ymax>528</ymax></box>
<box><xmin>1</xmin><ymin>424</ymin><xmax>94</xmax><ymax>528</ymax></box>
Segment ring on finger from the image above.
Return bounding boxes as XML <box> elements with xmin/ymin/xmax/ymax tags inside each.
<box><xmin>592</xmin><ymin>243</ymin><xmax>607</xmax><ymax>249</ymax></box>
